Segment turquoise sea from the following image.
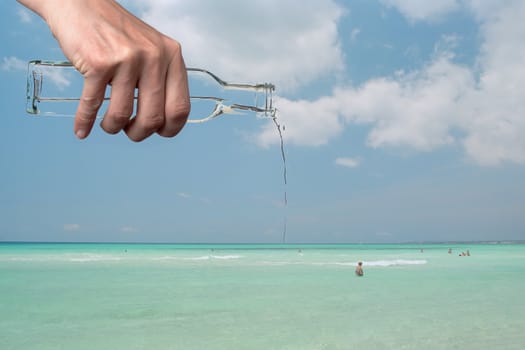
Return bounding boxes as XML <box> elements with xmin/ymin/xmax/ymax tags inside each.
<box><xmin>1</xmin><ymin>242</ymin><xmax>524</xmax><ymax>350</ymax></box>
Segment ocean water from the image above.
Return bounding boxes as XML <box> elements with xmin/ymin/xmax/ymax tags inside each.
<box><xmin>1</xmin><ymin>242</ymin><xmax>524</xmax><ymax>350</ymax></box>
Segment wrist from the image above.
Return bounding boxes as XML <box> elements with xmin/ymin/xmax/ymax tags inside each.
<box><xmin>17</xmin><ymin>0</ymin><xmax>58</xmax><ymax>21</ymax></box>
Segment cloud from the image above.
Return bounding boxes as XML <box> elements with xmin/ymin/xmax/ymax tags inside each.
<box><xmin>133</xmin><ymin>0</ymin><xmax>345</xmax><ymax>91</ymax></box>
<box><xmin>40</xmin><ymin>66</ymin><xmax>72</xmax><ymax>90</ymax></box>
<box><xmin>255</xmin><ymin>95</ymin><xmax>344</xmax><ymax>148</ymax></box>
<box><xmin>260</xmin><ymin>2</ymin><xmax>525</xmax><ymax>166</ymax></box>
<box><xmin>177</xmin><ymin>192</ymin><xmax>191</xmax><ymax>199</ymax></box>
<box><xmin>120</xmin><ymin>226</ymin><xmax>139</xmax><ymax>233</ymax></box>
<box><xmin>350</xmin><ymin>28</ymin><xmax>361</xmax><ymax>41</ymax></box>
<box><xmin>336</xmin><ymin>157</ymin><xmax>361</xmax><ymax>168</ymax></box>
<box><xmin>257</xmin><ymin>50</ymin><xmax>473</xmax><ymax>151</ymax></box>
<box><xmin>342</xmin><ymin>52</ymin><xmax>474</xmax><ymax>151</ymax></box>
<box><xmin>1</xmin><ymin>56</ymin><xmax>26</xmax><ymax>71</ymax></box>
<box><xmin>459</xmin><ymin>0</ymin><xmax>525</xmax><ymax>165</ymax></box>
<box><xmin>63</xmin><ymin>224</ymin><xmax>80</xmax><ymax>232</ymax></box>
<box><xmin>130</xmin><ymin>1</ymin><xmax>525</xmax><ymax>166</ymax></box>
<box><xmin>199</xmin><ymin>197</ymin><xmax>212</xmax><ymax>205</ymax></box>
<box><xmin>375</xmin><ymin>231</ymin><xmax>393</xmax><ymax>237</ymax></box>
<box><xmin>3</xmin><ymin>56</ymin><xmax>72</xmax><ymax>90</ymax></box>
<box><xmin>17</xmin><ymin>8</ymin><xmax>33</xmax><ymax>23</ymax></box>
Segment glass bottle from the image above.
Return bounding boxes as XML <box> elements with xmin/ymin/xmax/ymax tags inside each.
<box><xmin>26</xmin><ymin>60</ymin><xmax>276</xmax><ymax>123</ymax></box>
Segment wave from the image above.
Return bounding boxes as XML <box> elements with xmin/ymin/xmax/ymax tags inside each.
<box><xmin>363</xmin><ymin>259</ymin><xmax>427</xmax><ymax>267</ymax></box>
<box><xmin>4</xmin><ymin>254</ymin><xmax>123</xmax><ymax>263</ymax></box>
<box><xmin>211</xmin><ymin>255</ymin><xmax>243</xmax><ymax>260</ymax></box>
<box><xmin>151</xmin><ymin>254</ymin><xmax>244</xmax><ymax>261</ymax></box>
<box><xmin>3</xmin><ymin>254</ymin><xmax>424</xmax><ymax>267</ymax></box>
<box><xmin>261</xmin><ymin>259</ymin><xmax>427</xmax><ymax>267</ymax></box>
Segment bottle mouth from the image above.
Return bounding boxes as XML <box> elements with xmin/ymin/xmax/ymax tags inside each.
<box><xmin>186</xmin><ymin>67</ymin><xmax>276</xmax><ymax>120</ymax></box>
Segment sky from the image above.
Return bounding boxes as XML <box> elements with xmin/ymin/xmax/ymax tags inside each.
<box><xmin>1</xmin><ymin>0</ymin><xmax>525</xmax><ymax>243</ymax></box>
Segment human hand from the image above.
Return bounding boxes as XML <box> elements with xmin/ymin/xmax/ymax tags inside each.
<box><xmin>19</xmin><ymin>0</ymin><xmax>190</xmax><ymax>141</ymax></box>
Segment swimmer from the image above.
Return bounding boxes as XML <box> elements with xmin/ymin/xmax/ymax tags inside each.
<box><xmin>355</xmin><ymin>261</ymin><xmax>364</xmax><ymax>277</ymax></box>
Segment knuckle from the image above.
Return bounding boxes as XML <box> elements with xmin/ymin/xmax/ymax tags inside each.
<box><xmin>80</xmin><ymin>95</ymin><xmax>103</xmax><ymax>114</ymax></box>
<box><xmin>145</xmin><ymin>45</ymin><xmax>163</xmax><ymax>62</ymax></box>
<box><xmin>83</xmin><ymin>57</ymin><xmax>113</xmax><ymax>76</ymax></box>
<box><xmin>76</xmin><ymin>109</ymin><xmax>95</xmax><ymax>123</ymax></box>
<box><xmin>169</xmin><ymin>102</ymin><xmax>191</xmax><ymax>121</ymax></box>
<box><xmin>109</xmin><ymin>111</ymin><xmax>132</xmax><ymax>125</ymax></box>
<box><xmin>167</xmin><ymin>38</ymin><xmax>183</xmax><ymax>56</ymax></box>
<box><xmin>102</xmin><ymin>111</ymin><xmax>132</xmax><ymax>134</ymax></box>
<box><xmin>161</xmin><ymin>103</ymin><xmax>190</xmax><ymax>137</ymax></box>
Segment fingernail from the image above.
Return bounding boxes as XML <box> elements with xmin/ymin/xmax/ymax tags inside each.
<box><xmin>76</xmin><ymin>129</ymin><xmax>87</xmax><ymax>139</ymax></box>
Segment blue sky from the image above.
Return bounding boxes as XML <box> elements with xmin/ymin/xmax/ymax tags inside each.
<box><xmin>1</xmin><ymin>0</ymin><xmax>524</xmax><ymax>243</ymax></box>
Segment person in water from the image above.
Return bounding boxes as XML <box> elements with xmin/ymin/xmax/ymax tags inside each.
<box><xmin>355</xmin><ymin>261</ymin><xmax>364</xmax><ymax>277</ymax></box>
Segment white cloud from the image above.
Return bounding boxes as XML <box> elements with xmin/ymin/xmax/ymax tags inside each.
<box><xmin>134</xmin><ymin>0</ymin><xmax>345</xmax><ymax>91</ymax></box>
<box><xmin>120</xmin><ymin>226</ymin><xmax>139</xmax><ymax>233</ymax></box>
<box><xmin>17</xmin><ymin>8</ymin><xmax>33</xmax><ymax>23</ymax></box>
<box><xmin>63</xmin><ymin>224</ymin><xmax>80</xmax><ymax>232</ymax></box>
<box><xmin>130</xmin><ymin>0</ymin><xmax>525</xmax><ymax>166</ymax></box>
<box><xmin>255</xmin><ymin>95</ymin><xmax>343</xmax><ymax>148</ymax></box>
<box><xmin>177</xmin><ymin>192</ymin><xmax>191</xmax><ymax>199</ymax></box>
<box><xmin>350</xmin><ymin>28</ymin><xmax>361</xmax><ymax>41</ymax></box>
<box><xmin>259</xmin><ymin>1</ymin><xmax>525</xmax><ymax>166</ymax></box>
<box><xmin>4</xmin><ymin>56</ymin><xmax>73</xmax><ymax>90</ymax></box>
<box><xmin>380</xmin><ymin>0</ymin><xmax>461</xmax><ymax>21</ymax></box>
<box><xmin>199</xmin><ymin>197</ymin><xmax>212</xmax><ymax>205</ymax></box>
<box><xmin>335</xmin><ymin>157</ymin><xmax>360</xmax><ymax>168</ymax></box>
<box><xmin>459</xmin><ymin>0</ymin><xmax>525</xmax><ymax>165</ymax></box>
<box><xmin>341</xmin><ymin>52</ymin><xmax>474</xmax><ymax>151</ymax></box>
<box><xmin>40</xmin><ymin>66</ymin><xmax>72</xmax><ymax>90</ymax></box>
<box><xmin>258</xmin><ymin>50</ymin><xmax>473</xmax><ymax>151</ymax></box>
<box><xmin>1</xmin><ymin>56</ymin><xmax>26</xmax><ymax>71</ymax></box>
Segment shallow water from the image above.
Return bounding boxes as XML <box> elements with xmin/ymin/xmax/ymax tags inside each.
<box><xmin>1</xmin><ymin>243</ymin><xmax>524</xmax><ymax>349</ymax></box>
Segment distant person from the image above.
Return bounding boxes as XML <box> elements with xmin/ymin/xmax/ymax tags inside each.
<box><xmin>466</xmin><ymin>250</ymin><xmax>470</xmax><ymax>256</ymax></box>
<box><xmin>448</xmin><ymin>248</ymin><xmax>452</xmax><ymax>254</ymax></box>
<box><xmin>355</xmin><ymin>261</ymin><xmax>364</xmax><ymax>277</ymax></box>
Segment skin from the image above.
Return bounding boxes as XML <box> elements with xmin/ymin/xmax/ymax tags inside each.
<box><xmin>18</xmin><ymin>0</ymin><xmax>190</xmax><ymax>141</ymax></box>
<box><xmin>355</xmin><ymin>262</ymin><xmax>363</xmax><ymax>276</ymax></box>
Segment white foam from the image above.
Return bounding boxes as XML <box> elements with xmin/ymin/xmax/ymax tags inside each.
<box><xmin>4</xmin><ymin>254</ymin><xmax>123</xmax><ymax>263</ymax></box>
<box><xmin>211</xmin><ymin>255</ymin><xmax>242</xmax><ymax>260</ymax></box>
<box><xmin>151</xmin><ymin>255</ymin><xmax>210</xmax><ymax>261</ymax></box>
<box><xmin>152</xmin><ymin>255</ymin><xmax>243</xmax><ymax>261</ymax></box>
<box><xmin>68</xmin><ymin>254</ymin><xmax>122</xmax><ymax>262</ymax></box>
<box><xmin>363</xmin><ymin>259</ymin><xmax>427</xmax><ymax>267</ymax></box>
<box><xmin>259</xmin><ymin>259</ymin><xmax>427</xmax><ymax>267</ymax></box>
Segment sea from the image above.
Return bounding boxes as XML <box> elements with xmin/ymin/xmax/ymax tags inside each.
<box><xmin>1</xmin><ymin>242</ymin><xmax>524</xmax><ymax>350</ymax></box>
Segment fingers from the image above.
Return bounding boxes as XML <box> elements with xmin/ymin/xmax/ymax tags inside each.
<box><xmin>74</xmin><ymin>76</ymin><xmax>107</xmax><ymax>140</ymax></box>
<box><xmin>75</xmin><ymin>39</ymin><xmax>190</xmax><ymax>142</ymax></box>
<box><xmin>125</xmin><ymin>40</ymin><xmax>190</xmax><ymax>142</ymax></box>
<box><xmin>124</xmin><ymin>62</ymin><xmax>166</xmax><ymax>142</ymax></box>
<box><xmin>29</xmin><ymin>0</ymin><xmax>190</xmax><ymax>142</ymax></box>
<box><xmin>157</xmin><ymin>41</ymin><xmax>190</xmax><ymax>138</ymax></box>
<box><xmin>100</xmin><ymin>71</ymin><xmax>137</xmax><ymax>135</ymax></box>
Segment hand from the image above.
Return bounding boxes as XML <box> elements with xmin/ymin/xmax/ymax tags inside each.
<box><xmin>19</xmin><ymin>0</ymin><xmax>190</xmax><ymax>141</ymax></box>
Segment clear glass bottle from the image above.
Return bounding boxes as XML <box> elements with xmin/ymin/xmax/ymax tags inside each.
<box><xmin>26</xmin><ymin>60</ymin><xmax>276</xmax><ymax>123</ymax></box>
